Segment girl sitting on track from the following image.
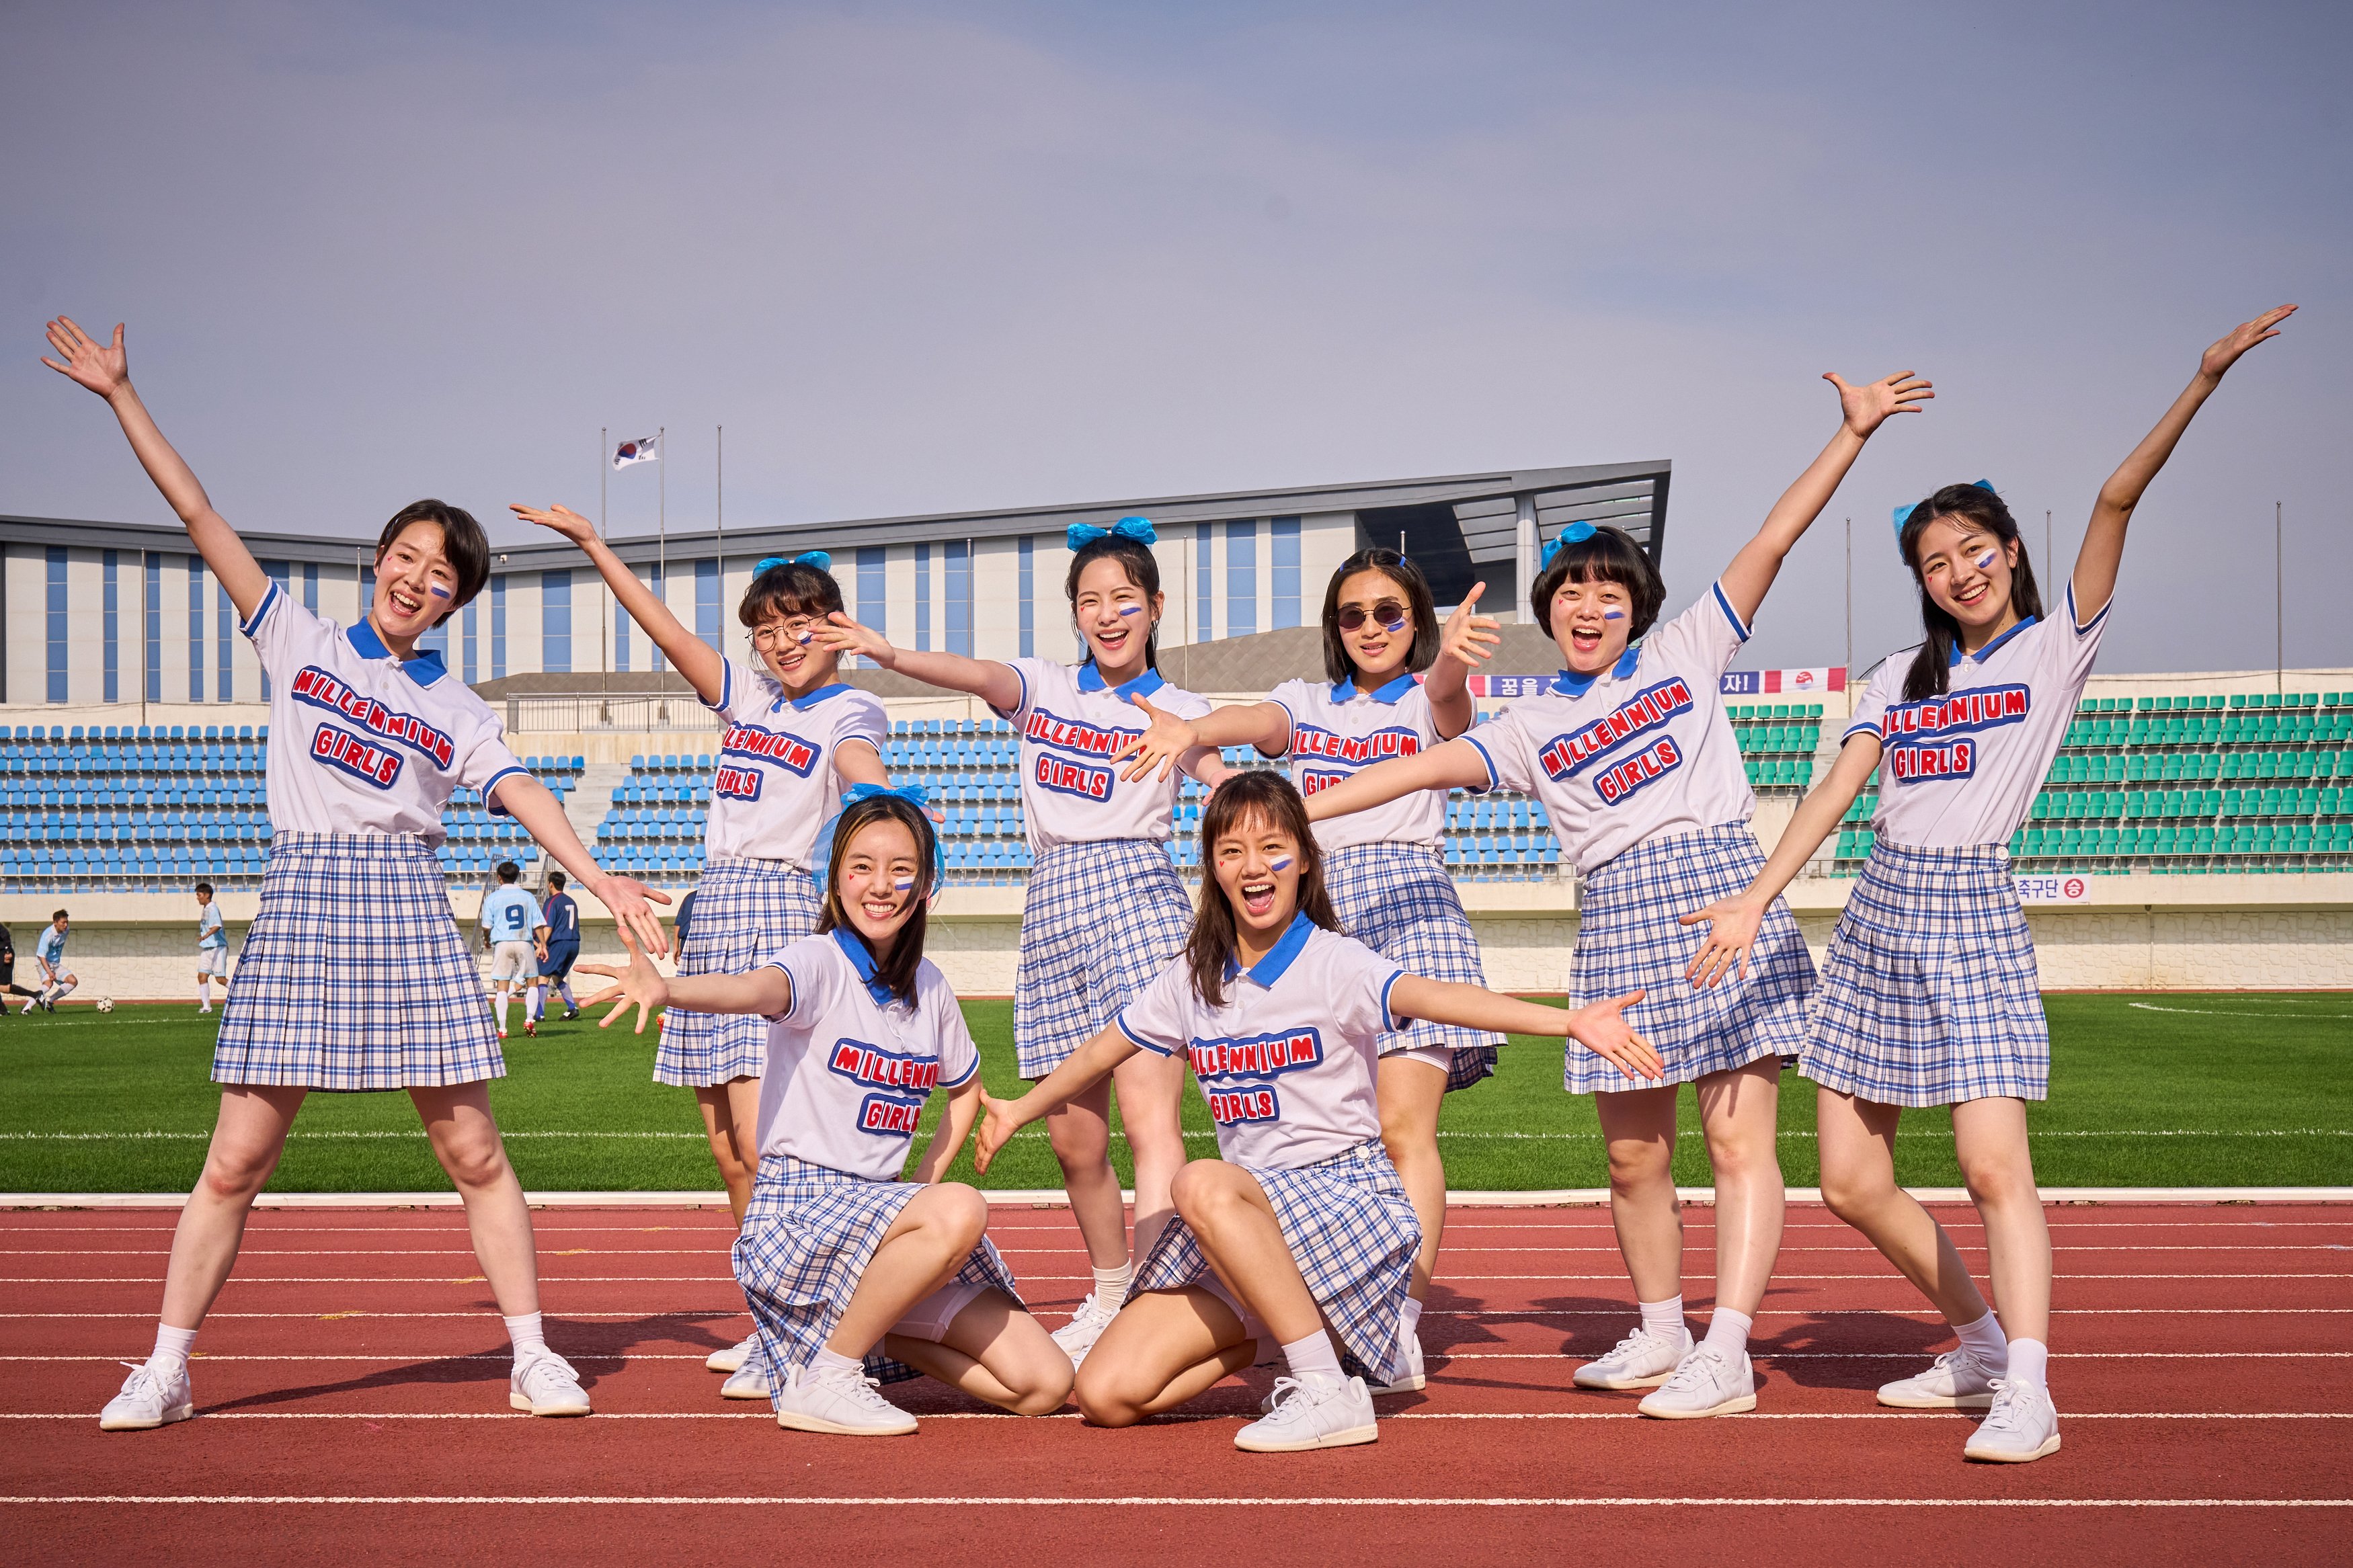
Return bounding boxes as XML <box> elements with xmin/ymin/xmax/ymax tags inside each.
<box><xmin>1297</xmin><ymin>369</ymin><xmax>1931</xmax><ymax>1419</ymax></box>
<box><xmin>581</xmin><ymin>789</ymin><xmax>1072</xmax><ymax>1435</ymax></box>
<box><xmin>812</xmin><ymin>518</ymin><xmax>1226</xmax><ymax>1367</ymax></box>
<box><xmin>42</xmin><ymin>317</ymin><xmax>671</xmax><ymax>1432</ymax></box>
<box><xmin>973</xmin><ymin>771</ymin><xmax>1658</xmax><ymax>1452</ymax></box>
<box><xmin>515</xmin><ymin>504</ymin><xmax>893</xmax><ymax>1390</ymax></box>
<box><xmin>1109</xmin><ymin>548</ymin><xmax>1507</xmax><ymax>1392</ymax></box>
<box><xmin>1682</xmin><ymin>306</ymin><xmax>2295</xmax><ymax>1464</ymax></box>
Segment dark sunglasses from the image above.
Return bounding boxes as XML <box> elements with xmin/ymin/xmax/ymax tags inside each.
<box><xmin>1335</xmin><ymin>599</ymin><xmax>1410</xmax><ymax>632</ymax></box>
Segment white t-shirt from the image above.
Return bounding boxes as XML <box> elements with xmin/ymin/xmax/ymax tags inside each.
<box><xmin>705</xmin><ymin>659</ymin><xmax>889</xmax><ymax>867</ymax></box>
<box><xmin>243</xmin><ymin>583</ymin><xmax>526</xmax><ymax>843</ymax></box>
<box><xmin>197</xmin><ymin>904</ymin><xmax>227</xmax><ymax>950</ymax></box>
<box><xmin>756</xmin><ymin>930</ymin><xmax>980</xmax><ymax>1181</ymax></box>
<box><xmin>1465</xmin><ymin>583</ymin><xmax>1757</xmax><ymax>873</ymax></box>
<box><xmin>1266</xmin><ymin>673</ymin><xmax>1447</xmax><ymax>853</ymax></box>
<box><xmin>1116</xmin><ymin>916</ymin><xmax>1405</xmax><ymax>1171</ymax></box>
<box><xmin>1846</xmin><ymin>585</ymin><xmax>2112</xmax><ymax>848</ymax></box>
<box><xmin>479</xmin><ymin>886</ymin><xmax>545</xmax><ymax>942</ymax></box>
<box><xmin>994</xmin><ymin>660</ymin><xmax>1212</xmax><ymax>853</ymax></box>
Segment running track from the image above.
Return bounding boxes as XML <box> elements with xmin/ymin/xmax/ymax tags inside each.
<box><xmin>1</xmin><ymin>1202</ymin><xmax>2347</xmax><ymax>1565</ymax></box>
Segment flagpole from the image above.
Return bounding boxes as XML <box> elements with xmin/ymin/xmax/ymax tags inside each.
<box><xmin>1843</xmin><ymin>517</ymin><xmax>1851</xmax><ymax>692</ymax></box>
<box><xmin>657</xmin><ymin>427</ymin><xmax>668</xmax><ymax>705</ymax></box>
<box><xmin>600</xmin><ymin>427</ymin><xmax>609</xmax><ymax>717</ymax></box>
<box><xmin>715</xmin><ymin>423</ymin><xmax>725</xmax><ymax>663</ymax></box>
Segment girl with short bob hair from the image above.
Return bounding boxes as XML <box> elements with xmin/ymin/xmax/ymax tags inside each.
<box><xmin>815</xmin><ymin>518</ymin><xmax>1226</xmax><ymax>1368</ymax></box>
<box><xmin>1296</xmin><ymin>369</ymin><xmax>1931</xmax><ymax>1420</ymax></box>
<box><xmin>582</xmin><ymin>790</ymin><xmax>1072</xmax><ymax>1436</ymax></box>
<box><xmin>1685</xmin><ymin>306</ymin><xmax>2294</xmax><ymax>1464</ymax></box>
<box><xmin>1111</xmin><ymin>546</ymin><xmax>1509</xmax><ymax>1390</ymax></box>
<box><xmin>975</xmin><ymin>770</ymin><xmax>1656</xmax><ymax>1451</ymax></box>
<box><xmin>516</xmin><ymin>503</ymin><xmax>894</xmax><ymax>1388</ymax></box>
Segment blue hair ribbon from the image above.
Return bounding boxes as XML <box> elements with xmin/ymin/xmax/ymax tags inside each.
<box><xmin>807</xmin><ymin>782</ymin><xmax>947</xmax><ymax>903</ymax></box>
<box><xmin>1538</xmin><ymin>521</ymin><xmax>1597</xmax><ymax>572</ymax></box>
<box><xmin>1067</xmin><ymin>515</ymin><xmax>1157</xmax><ymax>551</ymax></box>
<box><xmin>1891</xmin><ymin>481</ymin><xmax>1997</xmax><ymax>537</ymax></box>
<box><xmin>755</xmin><ymin>551</ymin><xmax>832</xmax><ymax>575</ymax></box>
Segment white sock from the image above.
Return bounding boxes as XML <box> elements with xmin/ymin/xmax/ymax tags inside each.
<box><xmin>810</xmin><ymin>1344</ymin><xmax>863</xmax><ymax>1377</ymax></box>
<box><xmin>526</xmin><ymin>984</ymin><xmax>545</xmax><ymax>1022</ymax></box>
<box><xmin>503</xmin><ymin>1311</ymin><xmax>547</xmax><ymax>1360</ymax></box>
<box><xmin>1092</xmin><ymin>1261</ymin><xmax>1134</xmax><ymax>1313</ymax></box>
<box><xmin>2005</xmin><ymin>1337</ymin><xmax>2049</xmax><ymax>1390</ymax></box>
<box><xmin>1280</xmin><ymin>1329</ymin><xmax>1345</xmax><ymax>1386</ymax></box>
<box><xmin>1398</xmin><ymin>1296</ymin><xmax>1425</xmax><ymax>1341</ymax></box>
<box><xmin>496</xmin><ymin>992</ymin><xmax>511</xmax><ymax>1031</ymax></box>
<box><xmin>151</xmin><ymin>1323</ymin><xmax>198</xmax><ymax>1370</ymax></box>
<box><xmin>197</xmin><ymin>978</ymin><xmax>211</xmax><ymax>1006</ymax></box>
<box><xmin>1954</xmin><ymin>1310</ymin><xmax>2009</xmax><ymax>1374</ymax></box>
<box><xmin>1639</xmin><ymin>1294</ymin><xmax>1687</xmax><ymax>1340</ymax></box>
<box><xmin>1703</xmin><ymin>1306</ymin><xmax>1753</xmax><ymax>1357</ymax></box>
<box><xmin>50</xmin><ymin>979</ymin><xmax>75</xmax><ymax>1003</ymax></box>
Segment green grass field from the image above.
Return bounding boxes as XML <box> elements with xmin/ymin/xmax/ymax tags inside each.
<box><xmin>2</xmin><ymin>993</ymin><xmax>2347</xmax><ymax>1192</ymax></box>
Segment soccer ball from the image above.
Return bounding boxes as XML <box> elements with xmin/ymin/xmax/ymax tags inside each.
<box><xmin>95</xmin><ymin>998</ymin><xmax>115</xmax><ymax>1014</ymax></box>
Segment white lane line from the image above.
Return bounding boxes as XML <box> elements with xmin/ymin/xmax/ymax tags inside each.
<box><xmin>9</xmin><ymin>1350</ymin><xmax>2350</xmax><ymax>1364</ymax></box>
<box><xmin>3</xmin><ymin>1492</ymin><xmax>2347</xmax><ymax>1508</ymax></box>
<box><xmin>0</xmin><ymin>1411</ymin><xmax>2346</xmax><ymax>1421</ymax></box>
<box><xmin>12</xmin><ymin>1272</ymin><xmax>2347</xmax><ymax>1285</ymax></box>
<box><xmin>17</xmin><ymin>1243</ymin><xmax>2344</xmax><ymax>1259</ymax></box>
<box><xmin>2130</xmin><ymin>1002</ymin><xmax>2353</xmax><ymax>1019</ymax></box>
<box><xmin>12</xmin><ymin>1305</ymin><xmax>2346</xmax><ymax>1320</ymax></box>
<box><xmin>8</xmin><ymin>1126</ymin><xmax>2348</xmax><ymax>1141</ymax></box>
<box><xmin>7</xmin><ymin>1220</ymin><xmax>2345</xmax><ymax>1235</ymax></box>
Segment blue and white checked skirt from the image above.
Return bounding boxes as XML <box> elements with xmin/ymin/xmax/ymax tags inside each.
<box><xmin>1129</xmin><ymin>1139</ymin><xmax>1420</xmax><ymax>1387</ymax></box>
<box><xmin>1326</xmin><ymin>841</ymin><xmax>1499</xmax><ymax>1092</ymax></box>
<box><xmin>1802</xmin><ymin>841</ymin><xmax>2047</xmax><ymax>1108</ymax></box>
<box><xmin>732</xmin><ymin>1157</ymin><xmax>1025</xmax><ymax>1388</ymax></box>
<box><xmin>1013</xmin><ymin>839</ymin><xmax>1193</xmax><ymax>1079</ymax></box>
<box><xmin>213</xmin><ymin>831</ymin><xmax>502</xmax><ymax>1090</ymax></box>
<box><xmin>1568</xmin><ymin>823</ymin><xmax>1814</xmax><ymax>1094</ymax></box>
<box><xmin>655</xmin><ymin>857</ymin><xmax>824</xmax><ymax>1088</ymax></box>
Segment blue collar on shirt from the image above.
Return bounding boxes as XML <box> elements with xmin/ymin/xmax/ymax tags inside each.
<box><xmin>1552</xmin><ymin>644</ymin><xmax>1641</xmax><ymax>697</ymax></box>
<box><xmin>783</xmin><ymin>682</ymin><xmax>854</xmax><ymax>712</ymax></box>
<box><xmin>1951</xmin><ymin>615</ymin><xmax>2038</xmax><ymax>667</ymax></box>
<box><xmin>1076</xmin><ymin>663</ymin><xmax>1166</xmax><ymax>700</ymax></box>
<box><xmin>1224</xmin><ymin>910</ymin><xmax>1316</xmax><ymax>989</ymax></box>
<box><xmin>1331</xmin><ymin>671</ymin><xmax>1419</xmax><ymax>705</ymax></box>
<box><xmin>831</xmin><ymin>927</ymin><xmax>902</xmax><ymax>1009</ymax></box>
<box><xmin>346</xmin><ymin>617</ymin><xmax>448</xmax><ymax>686</ymax></box>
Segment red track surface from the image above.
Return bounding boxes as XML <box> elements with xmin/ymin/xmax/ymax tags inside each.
<box><xmin>3</xmin><ymin>1202</ymin><xmax>2348</xmax><ymax>1565</ymax></box>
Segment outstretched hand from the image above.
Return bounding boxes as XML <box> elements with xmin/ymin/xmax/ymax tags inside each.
<box><xmin>590</xmin><ymin>873</ymin><xmax>674</xmax><ymax>958</ymax></box>
<box><xmin>573</xmin><ymin>923</ymin><xmax>672</xmax><ymax>1034</ymax></box>
<box><xmin>1826</xmin><ymin>370</ymin><xmax>1933</xmax><ymax>439</ymax></box>
<box><xmin>2200</xmin><ymin>304</ymin><xmax>2296</xmax><ymax>381</ymax></box>
<box><xmin>1564</xmin><ymin>989</ymin><xmax>1662</xmax><ymax>1082</ymax></box>
<box><xmin>1437</xmin><ymin>582</ymin><xmax>1502</xmax><ymax>671</ymax></box>
<box><xmin>1679</xmin><ymin>894</ymin><xmax>1764</xmax><ymax>989</ymax></box>
<box><xmin>511</xmin><ymin>503</ymin><xmax>598</xmax><ymax>546</ymax></box>
<box><xmin>806</xmin><ymin>610</ymin><xmax>895</xmax><ymax>669</ymax></box>
<box><xmin>1115</xmin><ymin>692</ymin><xmax>1203</xmax><ymax>783</ymax></box>
<box><xmin>40</xmin><ymin>317</ymin><xmax>129</xmax><ymax>399</ymax></box>
<box><xmin>972</xmin><ymin>1091</ymin><xmax>1026</xmax><ymax>1175</ymax></box>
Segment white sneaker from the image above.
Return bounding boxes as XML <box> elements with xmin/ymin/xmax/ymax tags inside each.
<box><xmin>1964</xmin><ymin>1379</ymin><xmax>2062</xmax><ymax>1462</ymax></box>
<box><xmin>1572</xmin><ymin>1323</ymin><xmax>1692</xmax><ymax>1389</ymax></box>
<box><xmin>771</xmin><ymin>1360</ymin><xmax>917</xmax><ymax>1436</ymax></box>
<box><xmin>1235</xmin><ymin>1375</ymin><xmax>1377</xmax><ymax>1452</ymax></box>
<box><xmin>1366</xmin><ymin>1330</ymin><xmax>1426</xmax><ymax>1395</ymax></box>
<box><xmin>508</xmin><ymin>1350</ymin><xmax>592</xmax><ymax>1416</ymax></box>
<box><xmin>1638</xmin><ymin>1343</ymin><xmax>1756</xmax><ymax>1419</ymax></box>
<box><xmin>1050</xmin><ymin>1293</ymin><xmax>1120</xmax><ymax>1368</ymax></box>
<box><xmin>720</xmin><ymin>1343</ymin><xmax>772</xmax><ymax>1401</ymax></box>
<box><xmin>1878</xmin><ymin>1348</ymin><xmax>2000</xmax><ymax>1410</ymax></box>
<box><xmin>707</xmin><ymin>1329</ymin><xmax>760</xmax><ymax>1374</ymax></box>
<box><xmin>98</xmin><ymin>1359</ymin><xmax>194</xmax><ymax>1432</ymax></box>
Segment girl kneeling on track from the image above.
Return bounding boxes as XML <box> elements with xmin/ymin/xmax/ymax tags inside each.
<box><xmin>973</xmin><ymin>771</ymin><xmax>1658</xmax><ymax>1452</ymax></box>
<box><xmin>1299</xmin><ymin>368</ymin><xmax>1930</xmax><ymax>1419</ymax></box>
<box><xmin>1683</xmin><ymin>306</ymin><xmax>2295</xmax><ymax>1464</ymax></box>
<box><xmin>1111</xmin><ymin>548</ymin><xmax>1506</xmax><ymax>1392</ymax></box>
<box><xmin>812</xmin><ymin>518</ymin><xmax>1226</xmax><ymax>1368</ymax></box>
<box><xmin>582</xmin><ymin>788</ymin><xmax>1072</xmax><ymax>1436</ymax></box>
<box><xmin>517</xmin><ymin>504</ymin><xmax>893</xmax><ymax>1387</ymax></box>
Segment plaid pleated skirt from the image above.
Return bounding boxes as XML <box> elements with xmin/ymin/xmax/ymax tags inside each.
<box><xmin>1129</xmin><ymin>1139</ymin><xmax>1420</xmax><ymax>1387</ymax></box>
<box><xmin>1802</xmin><ymin>841</ymin><xmax>2048</xmax><ymax>1108</ymax></box>
<box><xmin>1013</xmin><ymin>839</ymin><xmax>1193</xmax><ymax>1079</ymax></box>
<box><xmin>732</xmin><ymin>1157</ymin><xmax>1025</xmax><ymax>1387</ymax></box>
<box><xmin>1568</xmin><ymin>823</ymin><xmax>1814</xmax><ymax>1094</ymax></box>
<box><xmin>1326</xmin><ymin>841</ymin><xmax>1499</xmax><ymax>1092</ymax></box>
<box><xmin>212</xmin><ymin>831</ymin><xmax>502</xmax><ymax>1090</ymax></box>
<box><xmin>655</xmin><ymin>857</ymin><xmax>824</xmax><ymax>1087</ymax></box>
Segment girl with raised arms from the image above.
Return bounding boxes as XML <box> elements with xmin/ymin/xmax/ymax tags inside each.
<box><xmin>514</xmin><ymin>504</ymin><xmax>892</xmax><ymax>1389</ymax></box>
<box><xmin>42</xmin><ymin>319</ymin><xmax>670</xmax><ymax>1432</ymax></box>
<box><xmin>1682</xmin><ymin>307</ymin><xmax>2295</xmax><ymax>1462</ymax></box>
<box><xmin>582</xmin><ymin>788</ymin><xmax>1072</xmax><ymax>1435</ymax></box>
<box><xmin>1109</xmin><ymin>548</ymin><xmax>1507</xmax><ymax>1390</ymax></box>
<box><xmin>813</xmin><ymin>518</ymin><xmax>1224</xmax><ymax>1366</ymax></box>
<box><xmin>1296</xmin><ymin>370</ymin><xmax>1931</xmax><ymax>1419</ymax></box>
<box><xmin>974</xmin><ymin>770</ymin><xmax>1656</xmax><ymax>1449</ymax></box>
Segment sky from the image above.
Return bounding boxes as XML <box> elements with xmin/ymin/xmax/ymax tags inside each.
<box><xmin>5</xmin><ymin>0</ymin><xmax>2346</xmax><ymax>677</ymax></box>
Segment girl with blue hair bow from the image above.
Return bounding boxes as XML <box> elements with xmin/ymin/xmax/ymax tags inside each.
<box><xmin>516</xmin><ymin>503</ymin><xmax>894</xmax><ymax>1394</ymax></box>
<box><xmin>1295</xmin><ymin>369</ymin><xmax>1931</xmax><ymax>1422</ymax></box>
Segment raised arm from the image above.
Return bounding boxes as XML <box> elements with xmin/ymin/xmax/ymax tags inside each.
<box><xmin>1300</xmin><ymin>736</ymin><xmax>1490</xmax><ymax>823</ymax></box>
<box><xmin>492</xmin><ymin>776</ymin><xmax>671</xmax><ymax>956</ymax></box>
<box><xmin>511</xmin><ymin>505</ymin><xmax>727</xmax><ymax>705</ymax></box>
<box><xmin>1115</xmin><ymin>694</ymin><xmax>1288</xmax><ymax>783</ymax></box>
<box><xmin>1388</xmin><ymin>975</ymin><xmax>1662</xmax><ymax>1083</ymax></box>
<box><xmin>1716</xmin><ymin>370</ymin><xmax>1933</xmax><ymax>626</ymax></box>
<box><xmin>2073</xmin><ymin>304</ymin><xmax>2295</xmax><ymax>625</ymax></box>
<box><xmin>1426</xmin><ymin>584</ymin><xmax>1502</xmax><ymax>739</ymax></box>
<box><xmin>42</xmin><ymin>319</ymin><xmax>270</xmax><ymax>622</ymax></box>
<box><xmin>972</xmin><ymin>1024</ymin><xmax>1142</xmax><ymax>1174</ymax></box>
<box><xmin>809</xmin><ymin>613</ymin><xmax>1025</xmax><ymax>713</ymax></box>
<box><xmin>575</xmin><ymin>924</ymin><xmax>794</xmax><ymax>1034</ymax></box>
<box><xmin>907</xmin><ymin>1074</ymin><xmax>982</xmax><ymax>1184</ymax></box>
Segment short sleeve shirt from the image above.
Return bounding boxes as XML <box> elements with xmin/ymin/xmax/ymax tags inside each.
<box><xmin>1115</xmin><ymin>917</ymin><xmax>1404</xmax><ymax>1171</ymax></box>
<box><xmin>1846</xmin><ymin>584</ymin><xmax>2111</xmax><ymax>848</ymax></box>
<box><xmin>995</xmin><ymin>660</ymin><xmax>1212</xmax><ymax>853</ymax></box>
<box><xmin>705</xmin><ymin>661</ymin><xmax>889</xmax><ymax>868</ymax></box>
<box><xmin>36</xmin><ymin>926</ymin><xmax>67</xmax><ymax>966</ymax></box>
<box><xmin>1266</xmin><ymin>673</ymin><xmax>1447</xmax><ymax>853</ymax></box>
<box><xmin>1466</xmin><ymin>583</ymin><xmax>1757</xmax><ymax>873</ymax></box>
<box><xmin>543</xmin><ymin>893</ymin><xmax>580</xmax><ymax>946</ymax></box>
<box><xmin>242</xmin><ymin>583</ymin><xmax>525</xmax><ymax>843</ymax></box>
<box><xmin>198</xmin><ymin>905</ymin><xmax>227</xmax><ymax>950</ymax></box>
<box><xmin>756</xmin><ymin>932</ymin><xmax>981</xmax><ymax>1180</ymax></box>
<box><xmin>479</xmin><ymin>887</ymin><xmax>545</xmax><ymax>942</ymax></box>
